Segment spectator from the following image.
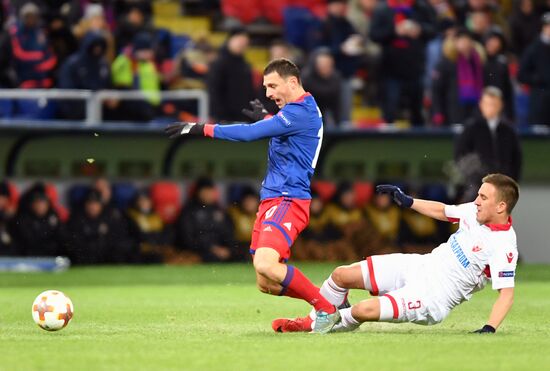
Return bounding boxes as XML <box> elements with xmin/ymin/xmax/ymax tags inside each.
<box><xmin>424</xmin><ymin>18</ymin><xmax>456</xmax><ymax>99</ymax></box>
<box><xmin>46</xmin><ymin>9</ymin><xmax>78</xmax><ymax>69</ymax></box>
<box><xmin>0</xmin><ymin>181</ymin><xmax>17</xmax><ymax>256</ymax></box>
<box><xmin>302</xmin><ymin>47</ymin><xmax>343</xmax><ymax>127</ymax></box>
<box><xmin>169</xmin><ymin>38</ymin><xmax>217</xmax><ymax>90</ymax></box>
<box><xmin>58</xmin><ymin>31</ymin><xmax>111</xmax><ymax>119</ymax></box>
<box><xmin>432</xmin><ymin>28</ymin><xmax>485</xmax><ymax>125</ymax></box>
<box><xmin>8</xmin><ymin>3</ymin><xmax>57</xmax><ymax>88</ymax></box>
<box><xmin>483</xmin><ymin>27</ymin><xmax>515</xmax><ymax>121</ymax></box>
<box><xmin>66</xmin><ymin>189</ymin><xmax>113</xmax><ymax>264</ymax></box>
<box><xmin>364</xmin><ymin>185</ymin><xmax>401</xmax><ymax>245</ymax></box>
<box><xmin>320</xmin><ymin>0</ymin><xmax>364</xmax><ymax>126</ymax></box>
<box><xmin>114</xmin><ymin>4</ymin><xmax>151</xmax><ymax>52</ymax></box>
<box><xmin>10</xmin><ymin>183</ymin><xmax>64</xmax><ymax>257</ymax></box>
<box><xmin>467</xmin><ymin>9</ymin><xmax>492</xmax><ymax>43</ymax></box>
<box><xmin>454</xmin><ymin>86</ymin><xmax>522</xmax><ymax>201</ymax></box>
<box><xmin>126</xmin><ymin>189</ymin><xmax>168</xmax><ymax>263</ymax></box>
<box><xmin>370</xmin><ymin>0</ymin><xmax>436</xmax><ymax>126</ymax></box>
<box><xmin>72</xmin><ymin>3</ymin><xmax>116</xmax><ymax>62</ymax></box>
<box><xmin>226</xmin><ymin>185</ymin><xmax>259</xmax><ymax>261</ymax></box>
<box><xmin>322</xmin><ymin>181</ymin><xmax>363</xmax><ymax>240</ymax></box>
<box><xmin>110</xmin><ymin>32</ymin><xmax>161</xmax><ymax>122</ymax></box>
<box><xmin>518</xmin><ymin>12</ymin><xmax>550</xmax><ymax>126</ymax></box>
<box><xmin>509</xmin><ymin>0</ymin><xmax>541</xmax><ymax>57</ymax></box>
<box><xmin>207</xmin><ymin>27</ymin><xmax>255</xmax><ymax>122</ymax></box>
<box><xmin>176</xmin><ymin>177</ymin><xmax>235</xmax><ymax>262</ymax></box>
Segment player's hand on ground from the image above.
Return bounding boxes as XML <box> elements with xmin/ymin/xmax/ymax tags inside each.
<box><xmin>242</xmin><ymin>99</ymin><xmax>269</xmax><ymax>122</ymax></box>
<box><xmin>164</xmin><ymin>122</ymin><xmax>204</xmax><ymax>138</ymax></box>
<box><xmin>471</xmin><ymin>325</ymin><xmax>496</xmax><ymax>334</ymax></box>
<box><xmin>375</xmin><ymin>184</ymin><xmax>414</xmax><ymax>208</ymax></box>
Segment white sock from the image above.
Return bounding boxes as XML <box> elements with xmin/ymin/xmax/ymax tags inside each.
<box><xmin>320</xmin><ymin>276</ymin><xmax>348</xmax><ymax>306</ymax></box>
<box><xmin>330</xmin><ymin>308</ymin><xmax>360</xmax><ymax>332</ymax></box>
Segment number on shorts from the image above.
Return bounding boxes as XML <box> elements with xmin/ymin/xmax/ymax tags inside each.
<box><xmin>265</xmin><ymin>205</ymin><xmax>277</xmax><ymax>219</ymax></box>
<box><xmin>407</xmin><ymin>301</ymin><xmax>422</xmax><ymax>310</ymax></box>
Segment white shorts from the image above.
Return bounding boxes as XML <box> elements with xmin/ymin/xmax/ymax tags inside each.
<box><xmin>360</xmin><ymin>253</ymin><xmax>450</xmax><ymax>325</ymax></box>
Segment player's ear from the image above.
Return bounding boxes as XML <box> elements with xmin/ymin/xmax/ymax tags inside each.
<box><xmin>496</xmin><ymin>200</ymin><xmax>507</xmax><ymax>214</ymax></box>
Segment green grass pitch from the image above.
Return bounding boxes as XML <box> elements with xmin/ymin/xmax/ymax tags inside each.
<box><xmin>1</xmin><ymin>263</ymin><xmax>549</xmax><ymax>371</ymax></box>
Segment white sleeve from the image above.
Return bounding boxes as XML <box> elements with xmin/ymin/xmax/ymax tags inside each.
<box><xmin>488</xmin><ymin>246</ymin><xmax>518</xmax><ymax>290</ymax></box>
<box><xmin>444</xmin><ymin>203</ymin><xmax>475</xmax><ymax>223</ymax></box>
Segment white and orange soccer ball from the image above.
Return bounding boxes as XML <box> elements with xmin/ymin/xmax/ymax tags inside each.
<box><xmin>31</xmin><ymin>290</ymin><xmax>74</xmax><ymax>331</ymax></box>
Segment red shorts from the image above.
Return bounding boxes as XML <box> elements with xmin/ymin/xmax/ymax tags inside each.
<box><xmin>250</xmin><ymin>197</ymin><xmax>311</xmax><ymax>262</ymax></box>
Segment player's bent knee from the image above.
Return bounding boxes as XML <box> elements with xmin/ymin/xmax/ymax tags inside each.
<box><xmin>352</xmin><ymin>299</ymin><xmax>380</xmax><ymax>322</ymax></box>
<box><xmin>332</xmin><ymin>265</ymin><xmax>359</xmax><ymax>288</ymax></box>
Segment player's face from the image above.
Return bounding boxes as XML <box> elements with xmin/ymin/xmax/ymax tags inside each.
<box><xmin>263</xmin><ymin>72</ymin><xmax>294</xmax><ymax>108</ymax></box>
<box><xmin>474</xmin><ymin>182</ymin><xmax>506</xmax><ymax>224</ymax></box>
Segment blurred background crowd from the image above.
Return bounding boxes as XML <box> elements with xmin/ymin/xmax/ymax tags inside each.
<box><xmin>0</xmin><ymin>0</ymin><xmax>549</xmax><ymax>127</ymax></box>
<box><xmin>0</xmin><ymin>177</ymin><xmax>458</xmax><ymax>264</ymax></box>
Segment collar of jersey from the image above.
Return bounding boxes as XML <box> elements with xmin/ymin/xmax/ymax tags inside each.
<box><xmin>292</xmin><ymin>92</ymin><xmax>311</xmax><ymax>103</ymax></box>
<box><xmin>485</xmin><ymin>216</ymin><xmax>513</xmax><ymax>231</ymax></box>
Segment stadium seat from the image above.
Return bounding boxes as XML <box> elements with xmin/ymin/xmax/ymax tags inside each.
<box><xmin>112</xmin><ymin>183</ymin><xmax>138</xmax><ymax>210</ymax></box>
<box><xmin>311</xmin><ymin>180</ymin><xmax>336</xmax><ymax>202</ymax></box>
<box><xmin>5</xmin><ymin>181</ymin><xmax>19</xmax><ymax>212</ymax></box>
<box><xmin>353</xmin><ymin>181</ymin><xmax>374</xmax><ymax>207</ymax></box>
<box><xmin>421</xmin><ymin>183</ymin><xmax>449</xmax><ymax>203</ymax></box>
<box><xmin>14</xmin><ymin>99</ymin><xmax>57</xmax><ymax>120</ymax></box>
<box><xmin>44</xmin><ymin>183</ymin><xmax>69</xmax><ymax>222</ymax></box>
<box><xmin>0</xmin><ymin>99</ymin><xmax>14</xmax><ymax>118</ymax></box>
<box><xmin>221</xmin><ymin>0</ymin><xmax>262</xmax><ymax>25</ymax></box>
<box><xmin>150</xmin><ymin>181</ymin><xmax>182</xmax><ymax>224</ymax></box>
<box><xmin>67</xmin><ymin>184</ymin><xmax>91</xmax><ymax>210</ymax></box>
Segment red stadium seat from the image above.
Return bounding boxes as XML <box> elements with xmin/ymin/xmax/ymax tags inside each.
<box><xmin>150</xmin><ymin>181</ymin><xmax>182</xmax><ymax>224</ymax></box>
<box><xmin>45</xmin><ymin>183</ymin><xmax>69</xmax><ymax>222</ymax></box>
<box><xmin>221</xmin><ymin>0</ymin><xmax>262</xmax><ymax>24</ymax></box>
<box><xmin>6</xmin><ymin>181</ymin><xmax>19</xmax><ymax>213</ymax></box>
<box><xmin>353</xmin><ymin>181</ymin><xmax>374</xmax><ymax>207</ymax></box>
<box><xmin>311</xmin><ymin>180</ymin><xmax>336</xmax><ymax>202</ymax></box>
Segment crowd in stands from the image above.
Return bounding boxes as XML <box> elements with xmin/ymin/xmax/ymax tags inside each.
<box><xmin>0</xmin><ymin>177</ymin><xmax>457</xmax><ymax>264</ymax></box>
<box><xmin>0</xmin><ymin>0</ymin><xmax>548</xmax><ymax>126</ymax></box>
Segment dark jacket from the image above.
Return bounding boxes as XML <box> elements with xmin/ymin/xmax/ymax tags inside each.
<box><xmin>320</xmin><ymin>14</ymin><xmax>361</xmax><ymax>78</ymax></box>
<box><xmin>484</xmin><ymin>54</ymin><xmax>515</xmax><ymax>121</ymax></box>
<box><xmin>58</xmin><ymin>32</ymin><xmax>111</xmax><ymax>119</ymax></box>
<box><xmin>207</xmin><ymin>46</ymin><xmax>255</xmax><ymax>122</ymax></box>
<box><xmin>10</xmin><ymin>209</ymin><xmax>64</xmax><ymax>257</ymax></box>
<box><xmin>509</xmin><ymin>7</ymin><xmax>541</xmax><ymax>56</ymax></box>
<box><xmin>66</xmin><ymin>210</ymin><xmax>111</xmax><ymax>264</ymax></box>
<box><xmin>176</xmin><ymin>201</ymin><xmax>235</xmax><ymax>262</ymax></box>
<box><xmin>455</xmin><ymin>116</ymin><xmax>522</xmax><ymax>182</ymax></box>
<box><xmin>369</xmin><ymin>0</ymin><xmax>436</xmax><ymax>80</ymax></box>
<box><xmin>518</xmin><ymin>38</ymin><xmax>550</xmax><ymax>125</ymax></box>
<box><xmin>302</xmin><ymin>49</ymin><xmax>343</xmax><ymax>125</ymax></box>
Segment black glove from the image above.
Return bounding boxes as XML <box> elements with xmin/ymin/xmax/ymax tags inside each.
<box><xmin>471</xmin><ymin>325</ymin><xmax>496</xmax><ymax>334</ymax></box>
<box><xmin>241</xmin><ymin>99</ymin><xmax>269</xmax><ymax>122</ymax></box>
<box><xmin>164</xmin><ymin>122</ymin><xmax>205</xmax><ymax>139</ymax></box>
<box><xmin>375</xmin><ymin>184</ymin><xmax>414</xmax><ymax>208</ymax></box>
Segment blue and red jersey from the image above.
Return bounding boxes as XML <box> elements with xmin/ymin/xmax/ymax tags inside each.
<box><xmin>206</xmin><ymin>93</ymin><xmax>323</xmax><ymax>200</ymax></box>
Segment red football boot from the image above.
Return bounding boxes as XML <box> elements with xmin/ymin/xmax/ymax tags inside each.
<box><xmin>272</xmin><ymin>316</ymin><xmax>313</xmax><ymax>333</ymax></box>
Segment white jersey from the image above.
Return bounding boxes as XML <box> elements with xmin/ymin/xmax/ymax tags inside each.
<box><xmin>426</xmin><ymin>202</ymin><xmax>518</xmax><ymax>310</ymax></box>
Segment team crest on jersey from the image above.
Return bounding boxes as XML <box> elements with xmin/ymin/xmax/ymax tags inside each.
<box><xmin>498</xmin><ymin>271</ymin><xmax>514</xmax><ymax>278</ymax></box>
<box><xmin>506</xmin><ymin>252</ymin><xmax>514</xmax><ymax>263</ymax></box>
<box><xmin>472</xmin><ymin>246</ymin><xmax>482</xmax><ymax>252</ymax></box>
<box><xmin>277</xmin><ymin>112</ymin><xmax>292</xmax><ymax>127</ymax></box>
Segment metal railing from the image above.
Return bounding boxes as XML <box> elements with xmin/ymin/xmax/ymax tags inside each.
<box><xmin>0</xmin><ymin>88</ymin><xmax>209</xmax><ymax>126</ymax></box>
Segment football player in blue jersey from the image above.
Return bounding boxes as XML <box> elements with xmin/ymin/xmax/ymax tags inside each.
<box><xmin>166</xmin><ymin>58</ymin><xmax>340</xmax><ymax>333</ymax></box>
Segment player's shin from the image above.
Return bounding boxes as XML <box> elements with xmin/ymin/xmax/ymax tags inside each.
<box><xmin>280</xmin><ymin>265</ymin><xmax>336</xmax><ymax>314</ymax></box>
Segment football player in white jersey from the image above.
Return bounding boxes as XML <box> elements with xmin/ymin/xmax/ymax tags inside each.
<box><xmin>274</xmin><ymin>173</ymin><xmax>519</xmax><ymax>334</ymax></box>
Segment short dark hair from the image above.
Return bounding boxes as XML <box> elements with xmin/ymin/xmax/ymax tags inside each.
<box><xmin>482</xmin><ymin>173</ymin><xmax>520</xmax><ymax>213</ymax></box>
<box><xmin>263</xmin><ymin>58</ymin><xmax>301</xmax><ymax>83</ymax></box>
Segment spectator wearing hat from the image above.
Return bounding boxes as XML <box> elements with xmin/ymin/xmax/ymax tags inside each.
<box><xmin>369</xmin><ymin>0</ymin><xmax>437</xmax><ymax>126</ymax></box>
<box><xmin>6</xmin><ymin>2</ymin><xmax>57</xmax><ymax>88</ymax></box>
<box><xmin>0</xmin><ymin>181</ymin><xmax>17</xmax><ymax>256</ymax></box>
<box><xmin>207</xmin><ymin>27</ymin><xmax>255</xmax><ymax>122</ymax></box>
<box><xmin>10</xmin><ymin>183</ymin><xmax>64</xmax><ymax>257</ymax></box>
<box><xmin>454</xmin><ymin>86</ymin><xmax>522</xmax><ymax>201</ymax></box>
<box><xmin>110</xmin><ymin>32</ymin><xmax>161</xmax><ymax>122</ymax></box>
<box><xmin>518</xmin><ymin>12</ymin><xmax>550</xmax><ymax>126</ymax></box>
<box><xmin>72</xmin><ymin>3</ymin><xmax>116</xmax><ymax>62</ymax></box>
<box><xmin>58</xmin><ymin>31</ymin><xmax>111</xmax><ymax>119</ymax></box>
<box><xmin>175</xmin><ymin>177</ymin><xmax>236</xmax><ymax>263</ymax></box>
<box><xmin>483</xmin><ymin>27</ymin><xmax>515</xmax><ymax>121</ymax></box>
<box><xmin>432</xmin><ymin>28</ymin><xmax>486</xmax><ymax>125</ymax></box>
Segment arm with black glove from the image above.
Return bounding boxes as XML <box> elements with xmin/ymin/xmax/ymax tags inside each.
<box><xmin>375</xmin><ymin>184</ymin><xmax>449</xmax><ymax>221</ymax></box>
<box><xmin>472</xmin><ymin>287</ymin><xmax>514</xmax><ymax>334</ymax></box>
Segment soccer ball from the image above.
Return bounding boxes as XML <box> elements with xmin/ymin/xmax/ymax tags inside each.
<box><xmin>32</xmin><ymin>290</ymin><xmax>74</xmax><ymax>331</ymax></box>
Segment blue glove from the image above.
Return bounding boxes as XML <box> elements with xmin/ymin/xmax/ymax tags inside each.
<box><xmin>375</xmin><ymin>184</ymin><xmax>414</xmax><ymax>208</ymax></box>
<box><xmin>471</xmin><ymin>325</ymin><xmax>496</xmax><ymax>334</ymax></box>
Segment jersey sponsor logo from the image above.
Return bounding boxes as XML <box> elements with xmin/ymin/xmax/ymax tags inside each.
<box><xmin>506</xmin><ymin>252</ymin><xmax>514</xmax><ymax>263</ymax></box>
<box><xmin>450</xmin><ymin>235</ymin><xmax>470</xmax><ymax>268</ymax></box>
<box><xmin>498</xmin><ymin>271</ymin><xmax>514</xmax><ymax>278</ymax></box>
<box><xmin>277</xmin><ymin>112</ymin><xmax>292</xmax><ymax>127</ymax></box>
<box><xmin>472</xmin><ymin>245</ymin><xmax>482</xmax><ymax>252</ymax></box>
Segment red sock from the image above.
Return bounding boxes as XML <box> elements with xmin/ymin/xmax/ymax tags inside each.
<box><xmin>280</xmin><ymin>265</ymin><xmax>335</xmax><ymax>313</ymax></box>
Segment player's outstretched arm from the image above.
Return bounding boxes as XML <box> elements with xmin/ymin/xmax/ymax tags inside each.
<box><xmin>472</xmin><ymin>287</ymin><xmax>514</xmax><ymax>334</ymax></box>
<box><xmin>375</xmin><ymin>185</ymin><xmax>448</xmax><ymax>221</ymax></box>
